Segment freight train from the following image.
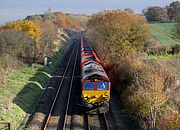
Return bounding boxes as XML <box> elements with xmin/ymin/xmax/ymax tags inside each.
<box><xmin>81</xmin><ymin>37</ymin><xmax>111</xmax><ymax>114</ymax></box>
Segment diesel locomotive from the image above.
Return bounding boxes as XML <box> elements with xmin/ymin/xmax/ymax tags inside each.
<box><xmin>81</xmin><ymin>37</ymin><xmax>111</xmax><ymax>114</ymax></box>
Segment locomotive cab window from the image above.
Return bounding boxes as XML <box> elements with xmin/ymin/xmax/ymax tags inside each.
<box><xmin>84</xmin><ymin>82</ymin><xmax>94</xmax><ymax>90</ymax></box>
<box><xmin>97</xmin><ymin>82</ymin><xmax>109</xmax><ymax>90</ymax></box>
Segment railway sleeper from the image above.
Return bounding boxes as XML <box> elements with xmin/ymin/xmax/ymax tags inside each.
<box><xmin>86</xmin><ymin>103</ymin><xmax>109</xmax><ymax>114</ymax></box>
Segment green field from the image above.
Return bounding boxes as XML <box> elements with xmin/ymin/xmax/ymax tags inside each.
<box><xmin>150</xmin><ymin>23</ymin><xmax>180</xmax><ymax>46</ymax></box>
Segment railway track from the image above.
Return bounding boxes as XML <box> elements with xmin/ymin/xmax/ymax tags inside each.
<box><xmin>24</xmin><ymin>38</ymin><xmax>112</xmax><ymax>130</ymax></box>
<box><xmin>85</xmin><ymin>113</ymin><xmax>109</xmax><ymax>130</ymax></box>
<box><xmin>25</xmin><ymin>39</ymin><xmax>111</xmax><ymax>130</ymax></box>
<box><xmin>42</xmin><ymin>41</ymin><xmax>80</xmax><ymax>130</ymax></box>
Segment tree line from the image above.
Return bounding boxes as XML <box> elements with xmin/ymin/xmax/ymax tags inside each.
<box><xmin>0</xmin><ymin>20</ymin><xmax>60</xmax><ymax>67</ymax></box>
<box><xmin>143</xmin><ymin>1</ymin><xmax>180</xmax><ymax>22</ymax></box>
<box><xmin>25</xmin><ymin>11</ymin><xmax>81</xmax><ymax>31</ymax></box>
<box><xmin>86</xmin><ymin>10</ymin><xmax>180</xmax><ymax>130</ymax></box>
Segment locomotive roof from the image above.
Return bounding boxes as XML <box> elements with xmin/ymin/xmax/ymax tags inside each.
<box><xmin>82</xmin><ymin>61</ymin><xmax>109</xmax><ymax>81</ymax></box>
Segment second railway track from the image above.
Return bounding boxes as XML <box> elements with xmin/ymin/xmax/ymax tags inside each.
<box><xmin>85</xmin><ymin>113</ymin><xmax>109</xmax><ymax>130</ymax></box>
<box><xmin>42</xmin><ymin>41</ymin><xmax>80</xmax><ymax>130</ymax></box>
<box><xmin>25</xmin><ymin>39</ymin><xmax>111</xmax><ymax>130</ymax></box>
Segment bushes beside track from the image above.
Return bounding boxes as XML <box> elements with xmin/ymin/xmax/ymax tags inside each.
<box><xmin>117</xmin><ymin>58</ymin><xmax>180</xmax><ymax>129</ymax></box>
<box><xmin>86</xmin><ymin>10</ymin><xmax>180</xmax><ymax>129</ymax></box>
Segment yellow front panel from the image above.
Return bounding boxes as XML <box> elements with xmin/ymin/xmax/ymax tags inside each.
<box><xmin>82</xmin><ymin>90</ymin><xmax>110</xmax><ymax>104</ymax></box>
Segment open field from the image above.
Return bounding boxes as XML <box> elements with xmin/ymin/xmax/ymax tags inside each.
<box><xmin>150</xmin><ymin>23</ymin><xmax>180</xmax><ymax>46</ymax></box>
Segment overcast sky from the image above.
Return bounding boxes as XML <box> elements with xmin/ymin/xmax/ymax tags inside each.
<box><xmin>0</xmin><ymin>0</ymin><xmax>177</xmax><ymax>25</ymax></box>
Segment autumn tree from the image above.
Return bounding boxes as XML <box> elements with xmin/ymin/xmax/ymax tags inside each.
<box><xmin>0</xmin><ymin>29</ymin><xmax>34</xmax><ymax>65</ymax></box>
<box><xmin>120</xmin><ymin>63</ymin><xmax>169</xmax><ymax>130</ymax></box>
<box><xmin>53</xmin><ymin>12</ymin><xmax>80</xmax><ymax>30</ymax></box>
<box><xmin>38</xmin><ymin>21</ymin><xmax>59</xmax><ymax>60</ymax></box>
<box><xmin>55</xmin><ymin>19</ymin><xmax>68</xmax><ymax>29</ymax></box>
<box><xmin>143</xmin><ymin>6</ymin><xmax>166</xmax><ymax>22</ymax></box>
<box><xmin>176</xmin><ymin>12</ymin><xmax>180</xmax><ymax>34</ymax></box>
<box><xmin>1</xmin><ymin>20</ymin><xmax>41</xmax><ymax>61</ymax></box>
<box><xmin>2</xmin><ymin>21</ymin><xmax>41</xmax><ymax>41</ymax></box>
<box><xmin>1</xmin><ymin>20</ymin><xmax>63</xmax><ymax>64</ymax></box>
<box><xmin>167</xmin><ymin>1</ymin><xmax>180</xmax><ymax>22</ymax></box>
<box><xmin>87</xmin><ymin>10</ymin><xmax>149</xmax><ymax>64</ymax></box>
<box><xmin>124</xmin><ymin>8</ymin><xmax>134</xmax><ymax>14</ymax></box>
<box><xmin>143</xmin><ymin>1</ymin><xmax>180</xmax><ymax>22</ymax></box>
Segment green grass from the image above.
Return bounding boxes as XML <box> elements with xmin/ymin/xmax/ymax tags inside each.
<box><xmin>148</xmin><ymin>53</ymin><xmax>180</xmax><ymax>60</ymax></box>
<box><xmin>151</xmin><ymin>23</ymin><xmax>177</xmax><ymax>36</ymax></box>
<box><xmin>0</xmin><ymin>40</ymin><xmax>71</xmax><ymax>130</ymax></box>
<box><xmin>0</xmin><ymin>65</ymin><xmax>55</xmax><ymax>129</ymax></box>
<box><xmin>0</xmin><ymin>66</ymin><xmax>39</xmax><ymax>130</ymax></box>
<box><xmin>150</xmin><ymin>23</ymin><xmax>180</xmax><ymax>46</ymax></box>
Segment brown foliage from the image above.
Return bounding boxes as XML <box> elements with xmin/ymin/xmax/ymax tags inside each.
<box><xmin>0</xmin><ymin>29</ymin><xmax>34</xmax><ymax>63</ymax></box>
<box><xmin>86</xmin><ymin>10</ymin><xmax>179</xmax><ymax>130</ymax></box>
<box><xmin>158</xmin><ymin>113</ymin><xmax>180</xmax><ymax>129</ymax></box>
<box><xmin>0</xmin><ymin>20</ymin><xmax>60</xmax><ymax>63</ymax></box>
<box><xmin>37</xmin><ymin>21</ymin><xmax>60</xmax><ymax>61</ymax></box>
<box><xmin>118</xmin><ymin>58</ymin><xmax>180</xmax><ymax>129</ymax></box>
<box><xmin>0</xmin><ymin>20</ymin><xmax>41</xmax><ymax>62</ymax></box>
<box><xmin>87</xmin><ymin>10</ymin><xmax>149</xmax><ymax>64</ymax></box>
<box><xmin>54</xmin><ymin>12</ymin><xmax>80</xmax><ymax>30</ymax></box>
<box><xmin>103</xmin><ymin>61</ymin><xmax>131</xmax><ymax>89</ymax></box>
<box><xmin>120</xmin><ymin>62</ymin><xmax>170</xmax><ymax>129</ymax></box>
<box><xmin>1</xmin><ymin>20</ymin><xmax>41</xmax><ymax>42</ymax></box>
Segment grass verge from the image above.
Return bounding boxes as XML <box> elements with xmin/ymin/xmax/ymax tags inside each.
<box><xmin>0</xmin><ymin>40</ymin><xmax>71</xmax><ymax>130</ymax></box>
<box><xmin>148</xmin><ymin>53</ymin><xmax>180</xmax><ymax>60</ymax></box>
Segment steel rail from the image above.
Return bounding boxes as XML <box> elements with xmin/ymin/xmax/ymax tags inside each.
<box><xmin>87</xmin><ymin>114</ymin><xmax>91</xmax><ymax>130</ymax></box>
<box><xmin>87</xmin><ymin>113</ymin><xmax>109</xmax><ymax>130</ymax></box>
<box><xmin>62</xmin><ymin>42</ymin><xmax>80</xmax><ymax>129</ymax></box>
<box><xmin>103</xmin><ymin>113</ymin><xmax>110</xmax><ymax>130</ymax></box>
<box><xmin>42</xmin><ymin>43</ymin><xmax>77</xmax><ymax>130</ymax></box>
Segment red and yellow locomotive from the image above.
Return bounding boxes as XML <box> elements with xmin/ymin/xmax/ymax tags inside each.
<box><xmin>81</xmin><ymin>38</ymin><xmax>110</xmax><ymax>114</ymax></box>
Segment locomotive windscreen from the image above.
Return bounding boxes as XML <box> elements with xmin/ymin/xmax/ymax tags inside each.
<box><xmin>84</xmin><ymin>82</ymin><xmax>94</xmax><ymax>90</ymax></box>
<box><xmin>97</xmin><ymin>82</ymin><xmax>109</xmax><ymax>90</ymax></box>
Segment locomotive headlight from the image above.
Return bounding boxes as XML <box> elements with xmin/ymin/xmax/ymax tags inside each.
<box><xmin>84</xmin><ymin>97</ymin><xmax>88</xmax><ymax>100</ymax></box>
<box><xmin>85</xmin><ymin>95</ymin><xmax>90</xmax><ymax>100</ymax></box>
<box><xmin>104</xmin><ymin>92</ymin><xmax>109</xmax><ymax>97</ymax></box>
<box><xmin>84</xmin><ymin>95</ymin><xmax>90</xmax><ymax>100</ymax></box>
<box><xmin>105</xmin><ymin>94</ymin><xmax>109</xmax><ymax>96</ymax></box>
<box><xmin>102</xmin><ymin>94</ymin><xmax>109</xmax><ymax>100</ymax></box>
<box><xmin>102</xmin><ymin>94</ymin><xmax>107</xmax><ymax>97</ymax></box>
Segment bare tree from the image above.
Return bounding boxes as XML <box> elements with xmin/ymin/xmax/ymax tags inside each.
<box><xmin>128</xmin><ymin>65</ymin><xmax>168</xmax><ymax>130</ymax></box>
<box><xmin>38</xmin><ymin>22</ymin><xmax>59</xmax><ymax>62</ymax></box>
<box><xmin>0</xmin><ymin>29</ymin><xmax>34</xmax><ymax>63</ymax></box>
